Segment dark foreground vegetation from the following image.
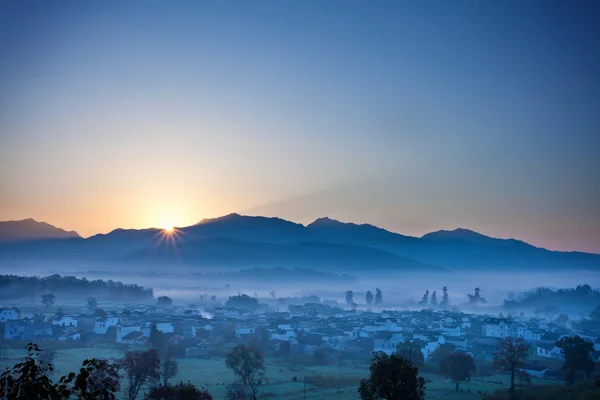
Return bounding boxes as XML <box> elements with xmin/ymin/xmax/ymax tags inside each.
<box><xmin>2</xmin><ymin>334</ymin><xmax>599</xmax><ymax>400</ymax></box>
<box><xmin>0</xmin><ymin>274</ymin><xmax>153</xmax><ymax>301</ymax></box>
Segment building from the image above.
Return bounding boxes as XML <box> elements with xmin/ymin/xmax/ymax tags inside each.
<box><xmin>0</xmin><ymin>308</ymin><xmax>20</xmax><ymax>322</ymax></box>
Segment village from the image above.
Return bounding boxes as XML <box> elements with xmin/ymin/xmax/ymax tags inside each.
<box><xmin>2</xmin><ymin>292</ymin><xmax>599</xmax><ymax>393</ymax></box>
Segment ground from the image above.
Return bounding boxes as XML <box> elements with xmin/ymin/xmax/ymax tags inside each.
<box><xmin>0</xmin><ymin>344</ymin><xmax>559</xmax><ymax>399</ymax></box>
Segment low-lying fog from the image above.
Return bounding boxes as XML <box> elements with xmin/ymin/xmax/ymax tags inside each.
<box><xmin>2</xmin><ymin>260</ymin><xmax>598</xmax><ymax>315</ymax></box>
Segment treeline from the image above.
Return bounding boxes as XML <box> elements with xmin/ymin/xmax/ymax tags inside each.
<box><xmin>0</xmin><ymin>274</ymin><xmax>153</xmax><ymax>300</ymax></box>
<box><xmin>503</xmin><ymin>284</ymin><xmax>600</xmax><ymax>309</ymax></box>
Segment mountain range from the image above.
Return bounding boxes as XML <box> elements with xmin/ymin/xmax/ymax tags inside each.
<box><xmin>0</xmin><ymin>214</ymin><xmax>598</xmax><ymax>273</ymax></box>
<box><xmin>0</xmin><ymin>218</ymin><xmax>80</xmax><ymax>242</ymax></box>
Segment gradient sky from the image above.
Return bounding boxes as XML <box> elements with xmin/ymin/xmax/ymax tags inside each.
<box><xmin>0</xmin><ymin>1</ymin><xmax>599</xmax><ymax>252</ymax></box>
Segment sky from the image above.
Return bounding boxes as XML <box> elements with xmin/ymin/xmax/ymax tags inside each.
<box><xmin>0</xmin><ymin>1</ymin><xmax>599</xmax><ymax>253</ymax></box>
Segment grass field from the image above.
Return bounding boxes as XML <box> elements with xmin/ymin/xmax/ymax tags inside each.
<box><xmin>0</xmin><ymin>345</ymin><xmax>561</xmax><ymax>400</ymax></box>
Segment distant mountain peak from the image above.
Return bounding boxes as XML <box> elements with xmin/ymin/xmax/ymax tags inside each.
<box><xmin>421</xmin><ymin>228</ymin><xmax>489</xmax><ymax>240</ymax></box>
<box><xmin>0</xmin><ymin>218</ymin><xmax>81</xmax><ymax>242</ymax></box>
<box><xmin>309</xmin><ymin>217</ymin><xmax>344</xmax><ymax>226</ymax></box>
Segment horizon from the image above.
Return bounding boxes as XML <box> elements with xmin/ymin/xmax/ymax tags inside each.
<box><xmin>3</xmin><ymin>213</ymin><xmax>599</xmax><ymax>255</ymax></box>
<box><xmin>1</xmin><ymin>1</ymin><xmax>599</xmax><ymax>253</ymax></box>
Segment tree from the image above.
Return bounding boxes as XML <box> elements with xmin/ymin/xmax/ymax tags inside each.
<box><xmin>0</xmin><ymin>343</ymin><xmax>120</xmax><ymax>400</ymax></box>
<box><xmin>441</xmin><ymin>286</ymin><xmax>449</xmax><ymax>306</ymax></box>
<box><xmin>149</xmin><ymin>324</ymin><xmax>167</xmax><ymax>354</ymax></box>
<box><xmin>226</xmin><ymin>294</ymin><xmax>259</xmax><ymax>311</ymax></box>
<box><xmin>430</xmin><ymin>291</ymin><xmax>437</xmax><ymax>306</ymax></box>
<box><xmin>358</xmin><ymin>351</ymin><xmax>425</xmax><ymax>400</ymax></box>
<box><xmin>493</xmin><ymin>337</ymin><xmax>530</xmax><ymax>393</ymax></box>
<box><xmin>95</xmin><ymin>308</ymin><xmax>108</xmax><ymax>318</ymax></box>
<box><xmin>439</xmin><ymin>352</ymin><xmax>476</xmax><ymax>391</ymax></box>
<box><xmin>345</xmin><ymin>290</ymin><xmax>354</xmax><ymax>306</ymax></box>
<box><xmin>556</xmin><ymin>336</ymin><xmax>594</xmax><ymax>384</ymax></box>
<box><xmin>365</xmin><ymin>290</ymin><xmax>374</xmax><ymax>305</ymax></box>
<box><xmin>87</xmin><ymin>296</ymin><xmax>98</xmax><ymax>312</ymax></box>
<box><xmin>156</xmin><ymin>296</ymin><xmax>173</xmax><ymax>307</ymax></box>
<box><xmin>270</xmin><ymin>291</ymin><xmax>276</xmax><ymax>299</ymax></box>
<box><xmin>374</xmin><ymin>288</ymin><xmax>383</xmax><ymax>305</ymax></box>
<box><xmin>33</xmin><ymin>312</ymin><xmax>46</xmax><ymax>324</ymax></box>
<box><xmin>41</xmin><ymin>293</ymin><xmax>55</xmax><ymax>309</ymax></box>
<box><xmin>120</xmin><ymin>349</ymin><xmax>161</xmax><ymax>400</ymax></box>
<box><xmin>468</xmin><ymin>287</ymin><xmax>487</xmax><ymax>304</ymax></box>
<box><xmin>225</xmin><ymin>344</ymin><xmax>265</xmax><ymax>400</ymax></box>
<box><xmin>419</xmin><ymin>290</ymin><xmax>429</xmax><ymax>306</ymax></box>
<box><xmin>395</xmin><ymin>340</ymin><xmax>424</xmax><ymax>367</ymax></box>
<box><xmin>145</xmin><ymin>382</ymin><xmax>213</xmax><ymax>400</ymax></box>
<box><xmin>160</xmin><ymin>355</ymin><xmax>178</xmax><ymax>387</ymax></box>
<box><xmin>210</xmin><ymin>295</ymin><xmax>216</xmax><ymax>303</ymax></box>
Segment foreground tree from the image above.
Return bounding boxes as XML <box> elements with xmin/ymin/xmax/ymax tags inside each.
<box><xmin>374</xmin><ymin>288</ymin><xmax>383</xmax><ymax>305</ymax></box>
<box><xmin>0</xmin><ymin>343</ymin><xmax>120</xmax><ymax>400</ymax></box>
<box><xmin>493</xmin><ymin>337</ymin><xmax>530</xmax><ymax>393</ymax></box>
<box><xmin>120</xmin><ymin>349</ymin><xmax>161</xmax><ymax>400</ymax></box>
<box><xmin>365</xmin><ymin>290</ymin><xmax>374</xmax><ymax>305</ymax></box>
<box><xmin>225</xmin><ymin>345</ymin><xmax>265</xmax><ymax>400</ymax></box>
<box><xmin>440</xmin><ymin>352</ymin><xmax>476</xmax><ymax>391</ymax></box>
<box><xmin>556</xmin><ymin>335</ymin><xmax>595</xmax><ymax>384</ymax></box>
<box><xmin>358</xmin><ymin>352</ymin><xmax>425</xmax><ymax>400</ymax></box>
<box><xmin>419</xmin><ymin>290</ymin><xmax>429</xmax><ymax>305</ymax></box>
<box><xmin>396</xmin><ymin>340</ymin><xmax>424</xmax><ymax>367</ymax></box>
<box><xmin>145</xmin><ymin>382</ymin><xmax>213</xmax><ymax>400</ymax></box>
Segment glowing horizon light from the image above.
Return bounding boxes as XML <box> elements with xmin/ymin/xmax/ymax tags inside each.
<box><xmin>164</xmin><ymin>225</ymin><xmax>174</xmax><ymax>232</ymax></box>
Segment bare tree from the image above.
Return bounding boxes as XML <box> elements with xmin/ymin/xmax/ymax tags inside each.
<box><xmin>493</xmin><ymin>337</ymin><xmax>530</xmax><ymax>393</ymax></box>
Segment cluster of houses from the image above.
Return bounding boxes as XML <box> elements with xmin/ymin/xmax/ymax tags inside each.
<box><xmin>1</xmin><ymin>301</ymin><xmax>599</xmax><ymax>380</ymax></box>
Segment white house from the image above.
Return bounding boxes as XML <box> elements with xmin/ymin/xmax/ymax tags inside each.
<box><xmin>0</xmin><ymin>308</ymin><xmax>20</xmax><ymax>322</ymax></box>
<box><xmin>235</xmin><ymin>327</ymin><xmax>255</xmax><ymax>337</ymax></box>
<box><xmin>94</xmin><ymin>316</ymin><xmax>119</xmax><ymax>334</ymax></box>
<box><xmin>52</xmin><ymin>315</ymin><xmax>77</xmax><ymax>328</ymax></box>
<box><xmin>117</xmin><ymin>323</ymin><xmax>142</xmax><ymax>343</ymax></box>
<box><xmin>537</xmin><ymin>343</ymin><xmax>564</xmax><ymax>359</ymax></box>
<box><xmin>58</xmin><ymin>332</ymin><xmax>81</xmax><ymax>341</ymax></box>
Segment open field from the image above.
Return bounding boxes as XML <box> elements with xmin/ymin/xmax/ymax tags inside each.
<box><xmin>0</xmin><ymin>344</ymin><xmax>561</xmax><ymax>400</ymax></box>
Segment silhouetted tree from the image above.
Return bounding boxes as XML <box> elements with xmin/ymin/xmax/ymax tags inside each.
<box><xmin>145</xmin><ymin>382</ymin><xmax>213</xmax><ymax>400</ymax></box>
<box><xmin>468</xmin><ymin>287</ymin><xmax>487</xmax><ymax>304</ymax></box>
<box><xmin>430</xmin><ymin>291</ymin><xmax>437</xmax><ymax>306</ymax></box>
<box><xmin>270</xmin><ymin>291</ymin><xmax>276</xmax><ymax>299</ymax></box>
<box><xmin>41</xmin><ymin>293</ymin><xmax>55</xmax><ymax>309</ymax></box>
<box><xmin>556</xmin><ymin>336</ymin><xmax>595</xmax><ymax>384</ymax></box>
<box><xmin>440</xmin><ymin>352</ymin><xmax>476</xmax><ymax>391</ymax></box>
<box><xmin>395</xmin><ymin>340</ymin><xmax>424</xmax><ymax>367</ymax></box>
<box><xmin>441</xmin><ymin>286</ymin><xmax>449</xmax><ymax>306</ymax></box>
<box><xmin>210</xmin><ymin>295</ymin><xmax>216</xmax><ymax>303</ymax></box>
<box><xmin>358</xmin><ymin>351</ymin><xmax>425</xmax><ymax>400</ymax></box>
<box><xmin>225</xmin><ymin>345</ymin><xmax>265</xmax><ymax>400</ymax></box>
<box><xmin>374</xmin><ymin>288</ymin><xmax>383</xmax><ymax>305</ymax></box>
<box><xmin>493</xmin><ymin>337</ymin><xmax>530</xmax><ymax>393</ymax></box>
<box><xmin>226</xmin><ymin>294</ymin><xmax>259</xmax><ymax>310</ymax></box>
<box><xmin>345</xmin><ymin>290</ymin><xmax>354</xmax><ymax>306</ymax></box>
<box><xmin>87</xmin><ymin>296</ymin><xmax>97</xmax><ymax>311</ymax></box>
<box><xmin>33</xmin><ymin>312</ymin><xmax>46</xmax><ymax>324</ymax></box>
<box><xmin>0</xmin><ymin>343</ymin><xmax>120</xmax><ymax>400</ymax></box>
<box><xmin>156</xmin><ymin>296</ymin><xmax>173</xmax><ymax>307</ymax></box>
<box><xmin>120</xmin><ymin>349</ymin><xmax>161</xmax><ymax>400</ymax></box>
<box><xmin>365</xmin><ymin>290</ymin><xmax>374</xmax><ymax>305</ymax></box>
<box><xmin>419</xmin><ymin>290</ymin><xmax>429</xmax><ymax>306</ymax></box>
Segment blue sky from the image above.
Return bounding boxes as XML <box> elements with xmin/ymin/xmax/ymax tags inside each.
<box><xmin>0</xmin><ymin>1</ymin><xmax>598</xmax><ymax>252</ymax></box>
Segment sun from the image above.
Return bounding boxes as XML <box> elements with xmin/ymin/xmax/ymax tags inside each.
<box><xmin>163</xmin><ymin>225</ymin><xmax>174</xmax><ymax>232</ymax></box>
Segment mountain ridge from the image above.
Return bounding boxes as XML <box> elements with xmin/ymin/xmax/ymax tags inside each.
<box><xmin>0</xmin><ymin>218</ymin><xmax>81</xmax><ymax>242</ymax></box>
<box><xmin>0</xmin><ymin>214</ymin><xmax>598</xmax><ymax>272</ymax></box>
